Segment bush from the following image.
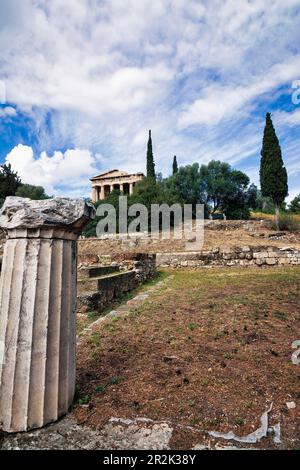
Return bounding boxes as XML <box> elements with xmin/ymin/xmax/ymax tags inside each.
<box><xmin>226</xmin><ymin>206</ymin><xmax>250</xmax><ymax>220</ymax></box>
<box><xmin>271</xmin><ymin>214</ymin><xmax>300</xmax><ymax>232</ymax></box>
<box><xmin>15</xmin><ymin>184</ymin><xmax>50</xmax><ymax>200</ymax></box>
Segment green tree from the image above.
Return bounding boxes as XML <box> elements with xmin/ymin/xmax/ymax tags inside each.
<box><xmin>289</xmin><ymin>194</ymin><xmax>300</xmax><ymax>214</ymax></box>
<box><xmin>130</xmin><ymin>178</ymin><xmax>171</xmax><ymax>211</ymax></box>
<box><xmin>0</xmin><ymin>163</ymin><xmax>21</xmax><ymax>206</ymax></box>
<box><xmin>146</xmin><ymin>130</ymin><xmax>156</xmax><ymax>180</ymax></box>
<box><xmin>164</xmin><ymin>163</ymin><xmax>202</xmax><ymax>206</ymax></box>
<box><xmin>247</xmin><ymin>184</ymin><xmax>259</xmax><ymax>210</ymax></box>
<box><xmin>224</xmin><ymin>170</ymin><xmax>252</xmax><ymax>219</ymax></box>
<box><xmin>82</xmin><ymin>189</ymin><xmax>121</xmax><ymax>237</ymax></box>
<box><xmin>172</xmin><ymin>155</ymin><xmax>178</xmax><ymax>175</ymax></box>
<box><xmin>16</xmin><ymin>184</ymin><xmax>50</xmax><ymax>200</ymax></box>
<box><xmin>199</xmin><ymin>160</ymin><xmax>251</xmax><ymax>219</ymax></box>
<box><xmin>260</xmin><ymin>113</ymin><xmax>288</xmax><ymax>229</ymax></box>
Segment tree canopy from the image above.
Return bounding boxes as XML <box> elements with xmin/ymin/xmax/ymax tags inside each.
<box><xmin>16</xmin><ymin>184</ymin><xmax>50</xmax><ymax>200</ymax></box>
<box><xmin>0</xmin><ymin>163</ymin><xmax>21</xmax><ymax>205</ymax></box>
<box><xmin>0</xmin><ymin>164</ymin><xmax>49</xmax><ymax>207</ymax></box>
<box><xmin>198</xmin><ymin>160</ymin><xmax>251</xmax><ymax>219</ymax></box>
<box><xmin>289</xmin><ymin>194</ymin><xmax>300</xmax><ymax>214</ymax></box>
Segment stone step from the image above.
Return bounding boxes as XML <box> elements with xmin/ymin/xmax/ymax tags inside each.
<box><xmin>78</xmin><ymin>264</ymin><xmax>119</xmax><ymax>279</ymax></box>
<box><xmin>77</xmin><ymin>270</ymin><xmax>138</xmax><ymax>313</ymax></box>
<box><xmin>77</xmin><ymin>270</ymin><xmax>136</xmax><ymax>296</ymax></box>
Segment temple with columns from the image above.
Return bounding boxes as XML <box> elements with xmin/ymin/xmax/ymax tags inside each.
<box><xmin>90</xmin><ymin>169</ymin><xmax>145</xmax><ymax>202</ymax></box>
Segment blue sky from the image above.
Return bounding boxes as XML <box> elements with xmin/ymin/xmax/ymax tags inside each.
<box><xmin>0</xmin><ymin>0</ymin><xmax>299</xmax><ymax>200</ymax></box>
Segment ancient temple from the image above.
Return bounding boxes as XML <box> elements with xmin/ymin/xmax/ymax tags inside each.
<box><xmin>90</xmin><ymin>169</ymin><xmax>145</xmax><ymax>202</ymax></box>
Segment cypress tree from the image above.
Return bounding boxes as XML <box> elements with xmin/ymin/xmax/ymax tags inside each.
<box><xmin>146</xmin><ymin>130</ymin><xmax>156</xmax><ymax>181</ymax></box>
<box><xmin>260</xmin><ymin>113</ymin><xmax>288</xmax><ymax>230</ymax></box>
<box><xmin>172</xmin><ymin>155</ymin><xmax>178</xmax><ymax>175</ymax></box>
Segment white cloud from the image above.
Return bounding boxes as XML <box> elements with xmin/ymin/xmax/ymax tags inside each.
<box><xmin>275</xmin><ymin>108</ymin><xmax>300</xmax><ymax>126</ymax></box>
<box><xmin>6</xmin><ymin>144</ymin><xmax>97</xmax><ymax>196</ymax></box>
<box><xmin>178</xmin><ymin>56</ymin><xmax>300</xmax><ymax>128</ymax></box>
<box><xmin>0</xmin><ymin>106</ymin><xmax>16</xmax><ymax>118</ymax></box>
<box><xmin>0</xmin><ymin>0</ymin><xmax>299</xmax><ymax>196</ymax></box>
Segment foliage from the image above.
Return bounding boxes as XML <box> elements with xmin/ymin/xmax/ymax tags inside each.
<box><xmin>270</xmin><ymin>213</ymin><xmax>300</xmax><ymax>232</ymax></box>
<box><xmin>0</xmin><ymin>163</ymin><xmax>21</xmax><ymax>206</ymax></box>
<box><xmin>15</xmin><ymin>184</ymin><xmax>51</xmax><ymax>200</ymax></box>
<box><xmin>246</xmin><ymin>184</ymin><xmax>259</xmax><ymax>210</ymax></box>
<box><xmin>129</xmin><ymin>178</ymin><xmax>173</xmax><ymax>229</ymax></box>
<box><xmin>252</xmin><ymin>191</ymin><xmax>275</xmax><ymax>214</ymax></box>
<box><xmin>82</xmin><ymin>190</ymin><xmax>122</xmax><ymax>237</ymax></box>
<box><xmin>83</xmin><ymin>158</ymin><xmax>260</xmax><ymax>236</ymax></box>
<box><xmin>163</xmin><ymin>163</ymin><xmax>202</xmax><ymax>204</ymax></box>
<box><xmin>260</xmin><ymin>113</ymin><xmax>288</xmax><ymax>228</ymax></box>
<box><xmin>130</xmin><ymin>177</ymin><xmax>168</xmax><ymax>208</ymax></box>
<box><xmin>0</xmin><ymin>164</ymin><xmax>50</xmax><ymax>208</ymax></box>
<box><xmin>289</xmin><ymin>194</ymin><xmax>300</xmax><ymax>214</ymax></box>
<box><xmin>199</xmin><ymin>160</ymin><xmax>251</xmax><ymax>219</ymax></box>
<box><xmin>146</xmin><ymin>130</ymin><xmax>156</xmax><ymax>181</ymax></box>
<box><xmin>172</xmin><ymin>155</ymin><xmax>178</xmax><ymax>175</ymax></box>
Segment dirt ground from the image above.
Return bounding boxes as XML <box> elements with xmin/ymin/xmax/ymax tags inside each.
<box><xmin>78</xmin><ymin>220</ymin><xmax>300</xmax><ymax>256</ymax></box>
<box><xmin>73</xmin><ymin>267</ymin><xmax>300</xmax><ymax>450</ymax></box>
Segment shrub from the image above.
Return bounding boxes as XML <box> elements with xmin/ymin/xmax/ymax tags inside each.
<box><xmin>271</xmin><ymin>214</ymin><xmax>300</xmax><ymax>232</ymax></box>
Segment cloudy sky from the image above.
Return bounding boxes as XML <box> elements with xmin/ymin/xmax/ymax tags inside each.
<box><xmin>0</xmin><ymin>0</ymin><xmax>299</xmax><ymax>200</ymax></box>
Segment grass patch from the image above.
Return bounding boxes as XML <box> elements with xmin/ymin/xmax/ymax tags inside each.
<box><xmin>95</xmin><ymin>376</ymin><xmax>122</xmax><ymax>394</ymax></box>
<box><xmin>74</xmin><ymin>266</ymin><xmax>300</xmax><ymax>450</ymax></box>
<box><xmin>273</xmin><ymin>310</ymin><xmax>287</xmax><ymax>320</ymax></box>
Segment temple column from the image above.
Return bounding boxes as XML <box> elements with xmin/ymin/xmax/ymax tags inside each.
<box><xmin>120</xmin><ymin>184</ymin><xmax>124</xmax><ymax>194</ymax></box>
<box><xmin>110</xmin><ymin>185</ymin><xmax>114</xmax><ymax>193</ymax></box>
<box><xmin>129</xmin><ymin>183</ymin><xmax>134</xmax><ymax>195</ymax></box>
<box><xmin>0</xmin><ymin>197</ymin><xmax>95</xmax><ymax>433</ymax></box>
<box><xmin>100</xmin><ymin>185</ymin><xmax>105</xmax><ymax>200</ymax></box>
<box><xmin>91</xmin><ymin>186</ymin><xmax>97</xmax><ymax>203</ymax></box>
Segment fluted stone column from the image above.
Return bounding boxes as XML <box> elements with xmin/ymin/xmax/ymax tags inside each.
<box><xmin>0</xmin><ymin>197</ymin><xmax>95</xmax><ymax>433</ymax></box>
<box><xmin>91</xmin><ymin>186</ymin><xmax>98</xmax><ymax>203</ymax></box>
<box><xmin>100</xmin><ymin>185</ymin><xmax>105</xmax><ymax>200</ymax></box>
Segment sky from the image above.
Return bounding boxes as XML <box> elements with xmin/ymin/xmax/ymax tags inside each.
<box><xmin>0</xmin><ymin>0</ymin><xmax>299</xmax><ymax>201</ymax></box>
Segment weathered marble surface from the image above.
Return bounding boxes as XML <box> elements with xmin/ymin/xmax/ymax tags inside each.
<box><xmin>0</xmin><ymin>196</ymin><xmax>95</xmax><ymax>231</ymax></box>
<box><xmin>0</xmin><ymin>197</ymin><xmax>95</xmax><ymax>433</ymax></box>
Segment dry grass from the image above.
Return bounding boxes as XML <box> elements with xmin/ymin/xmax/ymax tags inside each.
<box><xmin>74</xmin><ymin>267</ymin><xmax>300</xmax><ymax>449</ymax></box>
<box><xmin>251</xmin><ymin>212</ymin><xmax>300</xmax><ymax>222</ymax></box>
<box><xmin>78</xmin><ymin>221</ymin><xmax>300</xmax><ymax>256</ymax></box>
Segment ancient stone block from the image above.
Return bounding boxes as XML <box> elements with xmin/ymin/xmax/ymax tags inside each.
<box><xmin>255</xmin><ymin>258</ymin><xmax>266</xmax><ymax>266</ymax></box>
<box><xmin>0</xmin><ymin>197</ymin><xmax>95</xmax><ymax>433</ymax></box>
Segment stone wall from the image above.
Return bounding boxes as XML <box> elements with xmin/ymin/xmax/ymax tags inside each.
<box><xmin>110</xmin><ymin>252</ymin><xmax>157</xmax><ymax>282</ymax></box>
<box><xmin>156</xmin><ymin>246</ymin><xmax>300</xmax><ymax>268</ymax></box>
<box><xmin>77</xmin><ymin>253</ymin><xmax>156</xmax><ymax>313</ymax></box>
<box><xmin>78</xmin><ymin>252</ymin><xmax>156</xmax><ymax>280</ymax></box>
<box><xmin>78</xmin><ymin>220</ymin><xmax>300</xmax><ymax>256</ymax></box>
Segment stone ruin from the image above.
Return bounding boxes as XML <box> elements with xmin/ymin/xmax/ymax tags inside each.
<box><xmin>0</xmin><ymin>197</ymin><xmax>95</xmax><ymax>433</ymax></box>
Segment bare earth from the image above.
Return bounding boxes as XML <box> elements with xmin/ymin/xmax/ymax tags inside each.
<box><xmin>1</xmin><ymin>266</ymin><xmax>300</xmax><ymax>450</ymax></box>
<box><xmin>1</xmin><ymin>220</ymin><xmax>300</xmax><ymax>450</ymax></box>
<box><xmin>78</xmin><ymin>220</ymin><xmax>300</xmax><ymax>256</ymax></box>
<box><xmin>73</xmin><ymin>267</ymin><xmax>300</xmax><ymax>450</ymax></box>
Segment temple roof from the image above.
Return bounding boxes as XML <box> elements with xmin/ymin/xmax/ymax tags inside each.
<box><xmin>90</xmin><ymin>169</ymin><xmax>144</xmax><ymax>181</ymax></box>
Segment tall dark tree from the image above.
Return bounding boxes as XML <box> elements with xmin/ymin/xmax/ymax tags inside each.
<box><xmin>260</xmin><ymin>113</ymin><xmax>288</xmax><ymax>229</ymax></box>
<box><xmin>172</xmin><ymin>155</ymin><xmax>178</xmax><ymax>175</ymax></box>
<box><xmin>146</xmin><ymin>130</ymin><xmax>156</xmax><ymax>181</ymax></box>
